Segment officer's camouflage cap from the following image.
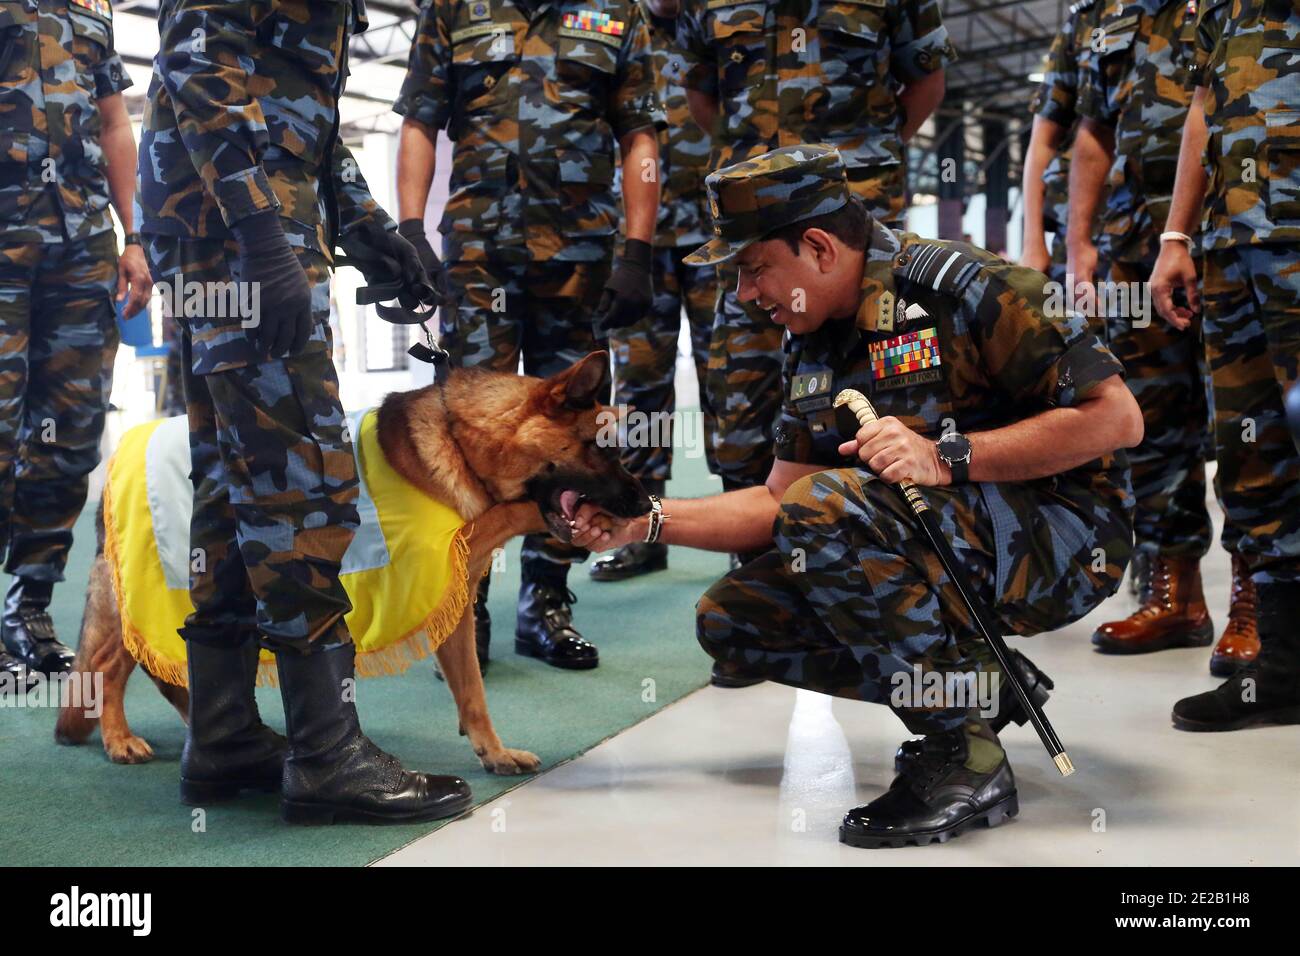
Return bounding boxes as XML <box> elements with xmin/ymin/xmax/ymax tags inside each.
<box><xmin>684</xmin><ymin>144</ymin><xmax>852</xmax><ymax>266</ymax></box>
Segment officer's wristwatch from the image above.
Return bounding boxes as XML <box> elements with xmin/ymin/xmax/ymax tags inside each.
<box><xmin>122</xmin><ymin>232</ymin><xmax>141</xmax><ymax>247</ymax></box>
<box><xmin>936</xmin><ymin>433</ymin><xmax>972</xmax><ymax>483</ymax></box>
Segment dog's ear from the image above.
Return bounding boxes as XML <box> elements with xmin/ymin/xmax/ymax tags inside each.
<box><xmin>544</xmin><ymin>351</ymin><xmax>610</xmax><ymax>411</ymax></box>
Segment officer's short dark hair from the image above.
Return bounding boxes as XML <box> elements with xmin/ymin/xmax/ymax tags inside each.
<box><xmin>765</xmin><ymin>195</ymin><xmax>870</xmax><ymax>255</ymax></box>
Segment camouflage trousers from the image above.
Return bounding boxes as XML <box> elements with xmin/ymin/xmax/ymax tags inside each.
<box><xmin>1104</xmin><ymin>258</ymin><xmax>1222</xmax><ymax>560</ymax></box>
<box><xmin>1201</xmin><ymin>245</ymin><xmax>1300</xmax><ymax>586</ymax></box>
<box><xmin>145</xmin><ymin>236</ymin><xmax>358</xmax><ymax>653</ymax></box>
<box><xmin>0</xmin><ymin>231</ymin><xmax>118</xmax><ymax>582</ymax></box>
<box><xmin>443</xmin><ymin>255</ymin><xmax>609</xmax><ymax>571</ymax></box>
<box><xmin>609</xmin><ymin>245</ymin><xmax>718</xmax><ymax>482</ymax></box>
<box><xmin>706</xmin><ymin>265</ymin><xmax>784</xmax><ymax>491</ymax></box>
<box><xmin>697</xmin><ymin>469</ymin><xmax>1126</xmax><ymax>733</ymax></box>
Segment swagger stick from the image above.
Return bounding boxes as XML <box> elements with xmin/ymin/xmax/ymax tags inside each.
<box><xmin>833</xmin><ymin>389</ymin><xmax>1075</xmax><ymax>777</ymax></box>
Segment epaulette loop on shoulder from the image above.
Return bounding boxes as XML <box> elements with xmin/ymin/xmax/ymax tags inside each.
<box><xmin>1068</xmin><ymin>0</ymin><xmax>1097</xmax><ymax>15</ymax></box>
<box><xmin>896</xmin><ymin>242</ymin><xmax>981</xmax><ymax>296</ymax></box>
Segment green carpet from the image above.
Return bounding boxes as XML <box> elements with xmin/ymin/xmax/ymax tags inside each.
<box><xmin>0</xmin><ymin>439</ymin><xmax>724</xmax><ymax>866</ymax></box>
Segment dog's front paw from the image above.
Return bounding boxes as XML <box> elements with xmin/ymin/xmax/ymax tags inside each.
<box><xmin>480</xmin><ymin>747</ymin><xmax>541</xmax><ymax>775</ymax></box>
<box><xmin>104</xmin><ymin>734</ymin><xmax>155</xmax><ymax>764</ymax></box>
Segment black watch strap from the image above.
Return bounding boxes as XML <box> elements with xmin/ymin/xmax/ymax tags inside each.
<box><xmin>123</xmin><ymin>232</ymin><xmax>142</xmax><ymax>247</ymax></box>
<box><xmin>938</xmin><ymin>434</ymin><xmax>971</xmax><ymax>483</ymax></box>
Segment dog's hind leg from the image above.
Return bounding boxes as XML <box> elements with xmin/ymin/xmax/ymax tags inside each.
<box><xmin>55</xmin><ymin>551</ymin><xmax>115</xmax><ymax>748</ymax></box>
<box><xmin>436</xmin><ymin>579</ymin><xmax>541</xmax><ymax>776</ymax></box>
<box><xmin>59</xmin><ymin>552</ymin><xmax>157</xmax><ymax>763</ymax></box>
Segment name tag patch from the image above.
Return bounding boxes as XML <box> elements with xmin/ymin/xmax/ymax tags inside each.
<box><xmin>869</xmin><ymin>326</ymin><xmax>942</xmax><ymax>392</ymax></box>
<box><xmin>562</xmin><ymin>10</ymin><xmax>626</xmax><ymax>36</ymax></box>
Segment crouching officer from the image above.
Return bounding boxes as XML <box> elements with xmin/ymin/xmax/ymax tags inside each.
<box><xmin>138</xmin><ymin>0</ymin><xmax>471</xmax><ymax>824</ymax></box>
<box><xmin>0</xmin><ymin>0</ymin><xmax>151</xmax><ymax>686</ymax></box>
<box><xmin>394</xmin><ymin>0</ymin><xmax>664</xmax><ymax>671</ymax></box>
<box><xmin>571</xmin><ymin>146</ymin><xmax>1141</xmax><ymax>847</ymax></box>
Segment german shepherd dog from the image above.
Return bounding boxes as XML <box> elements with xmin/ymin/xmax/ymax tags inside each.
<box><xmin>55</xmin><ymin>352</ymin><xmax>649</xmax><ymax>775</ymax></box>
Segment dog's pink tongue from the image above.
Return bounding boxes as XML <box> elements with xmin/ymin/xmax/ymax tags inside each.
<box><xmin>560</xmin><ymin>490</ymin><xmax>582</xmax><ymax>520</ymax></box>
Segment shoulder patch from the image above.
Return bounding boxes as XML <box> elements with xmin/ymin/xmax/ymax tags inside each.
<box><xmin>895</xmin><ymin>242</ymin><xmax>982</xmax><ymax>297</ymax></box>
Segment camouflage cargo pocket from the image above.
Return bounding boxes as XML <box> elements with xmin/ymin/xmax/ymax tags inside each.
<box><xmin>1265</xmin><ymin>108</ymin><xmax>1300</xmax><ymax>223</ymax></box>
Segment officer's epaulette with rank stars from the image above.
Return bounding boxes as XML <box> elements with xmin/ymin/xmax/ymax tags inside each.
<box><xmin>894</xmin><ymin>241</ymin><xmax>982</xmax><ymax>299</ymax></box>
<box><xmin>1068</xmin><ymin>0</ymin><xmax>1097</xmax><ymax>14</ymax></box>
<box><xmin>71</xmin><ymin>0</ymin><xmax>112</xmax><ymax>19</ymax></box>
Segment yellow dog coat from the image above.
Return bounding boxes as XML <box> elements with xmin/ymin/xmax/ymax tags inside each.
<box><xmin>102</xmin><ymin>408</ymin><xmax>472</xmax><ymax>687</ymax></box>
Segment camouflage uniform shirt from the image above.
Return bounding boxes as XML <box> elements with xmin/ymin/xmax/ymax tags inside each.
<box><xmin>0</xmin><ymin>0</ymin><xmax>132</xmax><ymax>244</ymax></box>
<box><xmin>1193</xmin><ymin>0</ymin><xmax>1300</xmax><ymax>249</ymax></box>
<box><xmin>137</xmin><ymin>0</ymin><xmax>391</xmax><ymax>258</ymax></box>
<box><xmin>1078</xmin><ymin>0</ymin><xmax>1197</xmax><ymax>264</ymax></box>
<box><xmin>645</xmin><ymin>6</ymin><xmax>710</xmax><ymax>248</ymax></box>
<box><xmin>1028</xmin><ymin>0</ymin><xmax>1102</xmax><ymax>237</ymax></box>
<box><xmin>775</xmin><ymin>220</ymin><xmax>1133</xmax><ymax>595</ymax></box>
<box><xmin>394</xmin><ymin>0</ymin><xmax>664</xmax><ymax>263</ymax></box>
<box><xmin>676</xmin><ymin>0</ymin><xmax>956</xmax><ymax>222</ymax></box>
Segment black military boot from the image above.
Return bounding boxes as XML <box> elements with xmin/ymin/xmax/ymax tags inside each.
<box><xmin>709</xmin><ymin>661</ymin><xmax>764</xmax><ymax>688</ymax></box>
<box><xmin>474</xmin><ymin>574</ymin><xmax>491</xmax><ymax>672</ymax></box>
<box><xmin>589</xmin><ymin>541</ymin><xmax>668</xmax><ymax>581</ymax></box>
<box><xmin>894</xmin><ymin>650</ymin><xmax>1052</xmax><ymax>771</ymax></box>
<box><xmin>845</xmin><ymin>719</ymin><xmax>1017</xmax><ymax>849</ymax></box>
<box><xmin>435</xmin><ymin>575</ymin><xmax>492</xmax><ymax>684</ymax></box>
<box><xmin>515</xmin><ymin>566</ymin><xmax>598</xmax><ymax>669</ymax></box>
<box><xmin>1</xmin><ymin>578</ymin><xmax>75</xmax><ymax>674</ymax></box>
<box><xmin>276</xmin><ymin>642</ymin><xmax>473</xmax><ymax>825</ymax></box>
<box><xmin>179</xmin><ymin>633</ymin><xmax>288</xmax><ymax>804</ymax></box>
<box><xmin>0</xmin><ymin>648</ymin><xmax>37</xmax><ymax>694</ymax></box>
<box><xmin>1171</xmin><ymin>581</ymin><xmax>1300</xmax><ymax>731</ymax></box>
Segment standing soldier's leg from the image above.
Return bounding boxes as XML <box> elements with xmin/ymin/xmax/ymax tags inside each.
<box><xmin>682</xmin><ymin>253</ymin><xmax>721</xmax><ymax>479</ymax></box>
<box><xmin>1092</xmin><ymin>258</ymin><xmax>1217</xmax><ymax>657</ymax></box>
<box><xmin>514</xmin><ymin>257</ymin><xmax>608</xmax><ymax>669</ymax></box>
<box><xmin>442</xmin><ymin>256</ymin><xmax>525</xmax><ymax>671</ymax></box>
<box><xmin>2</xmin><ymin>233</ymin><xmax>117</xmax><ymax>675</ymax></box>
<box><xmin>1173</xmin><ymin>246</ymin><xmax>1300</xmax><ymax>730</ymax></box>
<box><xmin>0</xmin><ymin>243</ymin><xmax>37</xmax><ymax>688</ymax></box>
<box><xmin>154</xmin><ymin>236</ymin><xmax>470</xmax><ymax>819</ymax></box>
<box><xmin>590</xmin><ymin>246</ymin><xmax>679</xmax><ymax>581</ymax></box>
<box><xmin>706</xmin><ymin>266</ymin><xmax>784</xmax><ymax>501</ymax></box>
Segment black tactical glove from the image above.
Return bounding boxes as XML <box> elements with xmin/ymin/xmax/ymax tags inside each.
<box><xmin>231</xmin><ymin>210</ymin><xmax>313</xmax><ymax>358</ymax></box>
<box><xmin>397</xmin><ymin>218</ymin><xmax>451</xmax><ymax>303</ymax></box>
<box><xmin>338</xmin><ymin>218</ymin><xmax>436</xmax><ymax>315</ymax></box>
<box><xmin>593</xmin><ymin>238</ymin><xmax>654</xmax><ymax>335</ymax></box>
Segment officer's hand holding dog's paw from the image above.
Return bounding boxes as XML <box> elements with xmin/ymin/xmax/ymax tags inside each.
<box><xmin>570</xmin><ymin>501</ymin><xmax>635</xmax><ymax>552</ymax></box>
<box><xmin>838</xmin><ymin>416</ymin><xmax>951</xmax><ymax>487</ymax></box>
<box><xmin>232</xmin><ymin>210</ymin><xmax>314</xmax><ymax>359</ymax></box>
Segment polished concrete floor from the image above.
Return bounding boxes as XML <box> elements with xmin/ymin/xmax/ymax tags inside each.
<box><xmin>378</xmin><ymin>527</ymin><xmax>1300</xmax><ymax>866</ymax></box>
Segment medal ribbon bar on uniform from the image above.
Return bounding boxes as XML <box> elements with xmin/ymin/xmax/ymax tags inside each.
<box><xmin>561</xmin><ymin>10</ymin><xmax>626</xmax><ymax>35</ymax></box>
<box><xmin>868</xmin><ymin>326</ymin><xmax>942</xmax><ymax>382</ymax></box>
<box><xmin>71</xmin><ymin>0</ymin><xmax>112</xmax><ymax>18</ymax></box>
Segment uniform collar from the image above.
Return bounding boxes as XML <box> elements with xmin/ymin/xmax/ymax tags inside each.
<box><xmin>854</xmin><ymin>218</ymin><xmax>901</xmax><ymax>334</ymax></box>
<box><xmin>796</xmin><ymin>217</ymin><xmax>899</xmax><ymax>359</ymax></box>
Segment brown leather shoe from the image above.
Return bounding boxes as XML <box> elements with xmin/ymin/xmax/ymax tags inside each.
<box><xmin>1209</xmin><ymin>555</ymin><xmax>1259</xmax><ymax>676</ymax></box>
<box><xmin>1092</xmin><ymin>555</ymin><xmax>1215</xmax><ymax>654</ymax></box>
